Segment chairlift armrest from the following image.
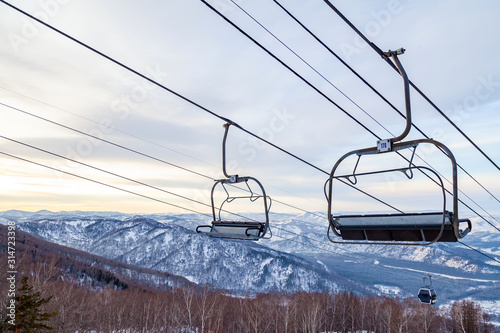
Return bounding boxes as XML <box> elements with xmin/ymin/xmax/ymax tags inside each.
<box><xmin>196</xmin><ymin>225</ymin><xmax>213</xmax><ymax>233</ymax></box>
<box><xmin>458</xmin><ymin>218</ymin><xmax>472</xmax><ymax>238</ymax></box>
<box><xmin>245</xmin><ymin>225</ymin><xmax>263</xmax><ymax>237</ymax></box>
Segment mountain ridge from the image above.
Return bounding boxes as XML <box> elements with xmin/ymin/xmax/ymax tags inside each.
<box><xmin>2</xmin><ymin>209</ymin><xmax>499</xmax><ymax>317</ymax></box>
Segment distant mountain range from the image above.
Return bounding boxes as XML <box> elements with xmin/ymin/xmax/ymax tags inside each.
<box><xmin>0</xmin><ymin>223</ymin><xmax>194</xmax><ymax>292</ymax></box>
<box><xmin>2</xmin><ymin>210</ymin><xmax>499</xmax><ymax>318</ymax></box>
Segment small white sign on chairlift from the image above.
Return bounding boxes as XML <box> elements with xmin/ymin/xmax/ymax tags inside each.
<box><xmin>377</xmin><ymin>139</ymin><xmax>391</xmax><ymax>153</ymax></box>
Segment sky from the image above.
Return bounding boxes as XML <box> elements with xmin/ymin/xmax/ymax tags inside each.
<box><xmin>1</xmin><ymin>0</ymin><xmax>499</xmax><ymax>224</ymax></box>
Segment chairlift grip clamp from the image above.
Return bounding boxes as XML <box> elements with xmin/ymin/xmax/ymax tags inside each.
<box><xmin>382</xmin><ymin>47</ymin><xmax>405</xmax><ymax>59</ymax></box>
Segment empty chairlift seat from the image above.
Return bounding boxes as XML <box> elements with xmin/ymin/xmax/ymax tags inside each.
<box><xmin>196</xmin><ymin>176</ymin><xmax>271</xmax><ymax>241</ymax></box>
<box><xmin>325</xmin><ymin>48</ymin><xmax>472</xmax><ymax>245</ymax></box>
<box><xmin>333</xmin><ymin>211</ymin><xmax>464</xmax><ymax>242</ymax></box>
<box><xmin>196</xmin><ymin>122</ymin><xmax>271</xmax><ymax>241</ymax></box>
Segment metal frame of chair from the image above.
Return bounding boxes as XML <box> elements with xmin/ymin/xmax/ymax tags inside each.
<box><xmin>196</xmin><ymin>122</ymin><xmax>271</xmax><ymax>240</ymax></box>
<box><xmin>325</xmin><ymin>49</ymin><xmax>472</xmax><ymax>245</ymax></box>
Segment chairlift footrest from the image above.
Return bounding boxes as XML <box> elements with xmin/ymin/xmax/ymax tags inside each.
<box><xmin>197</xmin><ymin>221</ymin><xmax>265</xmax><ymax>240</ymax></box>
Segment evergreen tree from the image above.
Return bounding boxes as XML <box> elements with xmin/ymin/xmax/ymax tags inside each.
<box><xmin>5</xmin><ymin>276</ymin><xmax>57</xmax><ymax>332</ymax></box>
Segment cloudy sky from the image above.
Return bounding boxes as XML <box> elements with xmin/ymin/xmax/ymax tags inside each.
<box><xmin>1</xmin><ymin>0</ymin><xmax>499</xmax><ymax>226</ymax></box>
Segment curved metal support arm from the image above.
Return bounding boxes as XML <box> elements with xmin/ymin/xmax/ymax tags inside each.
<box><xmin>346</xmin><ymin>155</ymin><xmax>361</xmax><ymax>185</ymax></box>
<box><xmin>381</xmin><ymin>48</ymin><xmax>412</xmax><ymax>145</ymax></box>
<box><xmin>417</xmin><ymin>139</ymin><xmax>470</xmax><ymax>240</ymax></box>
<box><xmin>222</xmin><ymin>122</ymin><xmax>236</xmax><ymax>179</ymax></box>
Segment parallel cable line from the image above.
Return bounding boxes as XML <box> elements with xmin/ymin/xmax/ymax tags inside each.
<box><xmin>457</xmin><ymin>241</ymin><xmax>500</xmax><ymax>264</ymax></box>
<box><xmin>0</xmin><ymin>101</ymin><xmax>325</xmax><ymax>219</ymax></box>
<box><xmin>205</xmin><ymin>1</ymin><xmax>500</xmax><ymax>231</ymax></box>
<box><xmin>0</xmin><ymin>135</ymin><xmax>258</xmax><ymax>222</ymax></box>
<box><xmin>323</xmin><ymin>0</ymin><xmax>500</xmax><ymax>173</ymax></box>
<box><xmin>0</xmin><ymin>102</ymin><xmax>213</xmax><ymax>181</ymax></box>
<box><xmin>230</xmin><ymin>0</ymin><xmax>392</xmax><ymax>136</ymax></box>
<box><xmin>4</xmin><ymin>0</ymin><xmax>491</xmax><ymax>235</ymax></box>
<box><xmin>0</xmin><ymin>151</ymin><xmax>212</xmax><ymax>217</ymax></box>
<box><xmin>272</xmin><ymin>0</ymin><xmax>500</xmax><ymax>210</ymax></box>
<box><xmin>199</xmin><ymin>0</ymin><xmax>381</xmax><ymax>141</ymax></box>
<box><xmin>0</xmin><ymin>86</ymin><xmax>218</xmax><ymax>169</ymax></box>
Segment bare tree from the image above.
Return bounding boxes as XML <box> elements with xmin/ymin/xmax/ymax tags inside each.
<box><xmin>411</xmin><ymin>303</ymin><xmax>441</xmax><ymax>333</ymax></box>
<box><xmin>447</xmin><ymin>300</ymin><xmax>495</xmax><ymax>333</ymax></box>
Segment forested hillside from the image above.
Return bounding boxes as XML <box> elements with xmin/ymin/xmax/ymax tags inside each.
<box><xmin>1</xmin><ymin>225</ymin><xmax>496</xmax><ymax>332</ymax></box>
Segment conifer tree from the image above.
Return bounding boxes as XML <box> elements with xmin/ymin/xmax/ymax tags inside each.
<box><xmin>5</xmin><ymin>276</ymin><xmax>57</xmax><ymax>332</ymax></box>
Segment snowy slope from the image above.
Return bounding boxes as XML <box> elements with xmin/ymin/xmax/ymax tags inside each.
<box><xmin>6</xmin><ymin>211</ymin><xmax>341</xmax><ymax>294</ymax></box>
<box><xmin>3</xmin><ymin>210</ymin><xmax>499</xmax><ymax>312</ymax></box>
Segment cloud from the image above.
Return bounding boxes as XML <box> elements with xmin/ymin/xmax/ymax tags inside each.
<box><xmin>1</xmin><ymin>0</ymin><xmax>499</xmax><ymax>218</ymax></box>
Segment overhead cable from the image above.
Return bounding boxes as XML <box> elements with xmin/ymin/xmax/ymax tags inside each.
<box><xmin>0</xmin><ymin>151</ymin><xmax>212</xmax><ymax>217</ymax></box>
<box><xmin>0</xmin><ymin>102</ymin><xmax>213</xmax><ymax>181</ymax></box>
<box><xmin>0</xmin><ymin>0</ymin><xmax>325</xmax><ymax>177</ymax></box>
<box><xmin>0</xmin><ymin>101</ymin><xmax>325</xmax><ymax>219</ymax></box>
<box><xmin>199</xmin><ymin>0</ymin><xmax>381</xmax><ymax>141</ymax></box>
<box><xmin>458</xmin><ymin>241</ymin><xmax>500</xmax><ymax>264</ymax></box>
<box><xmin>0</xmin><ymin>135</ymin><xmax>261</xmax><ymax>222</ymax></box>
<box><xmin>230</xmin><ymin>0</ymin><xmax>392</xmax><ymax>136</ymax></box>
<box><xmin>272</xmin><ymin>0</ymin><xmax>500</xmax><ymax>208</ymax></box>
<box><xmin>206</xmin><ymin>1</ymin><xmax>500</xmax><ymax>232</ymax></box>
<box><xmin>322</xmin><ymin>0</ymin><xmax>500</xmax><ymax>173</ymax></box>
<box><xmin>0</xmin><ymin>86</ymin><xmax>218</xmax><ymax>169</ymax></box>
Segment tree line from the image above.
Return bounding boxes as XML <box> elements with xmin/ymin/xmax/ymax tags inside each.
<box><xmin>0</xmin><ymin>226</ymin><xmax>496</xmax><ymax>332</ymax></box>
<box><xmin>1</xmin><ymin>256</ymin><xmax>496</xmax><ymax>332</ymax></box>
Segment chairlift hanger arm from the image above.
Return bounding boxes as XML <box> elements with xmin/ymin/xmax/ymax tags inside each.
<box><xmin>222</xmin><ymin>122</ymin><xmax>235</xmax><ymax>180</ymax></box>
<box><xmin>382</xmin><ymin>48</ymin><xmax>412</xmax><ymax>144</ymax></box>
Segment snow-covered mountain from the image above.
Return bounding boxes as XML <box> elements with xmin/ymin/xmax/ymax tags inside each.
<box><xmin>3</xmin><ymin>210</ymin><xmax>499</xmax><ymax>314</ymax></box>
<box><xmin>4</xmin><ymin>211</ymin><xmax>343</xmax><ymax>294</ymax></box>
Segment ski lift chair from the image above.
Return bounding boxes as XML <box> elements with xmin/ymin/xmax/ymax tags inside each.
<box><xmin>418</xmin><ymin>275</ymin><xmax>437</xmax><ymax>304</ymax></box>
<box><xmin>325</xmin><ymin>49</ymin><xmax>472</xmax><ymax>245</ymax></box>
<box><xmin>196</xmin><ymin>123</ymin><xmax>271</xmax><ymax>240</ymax></box>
